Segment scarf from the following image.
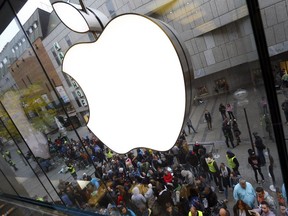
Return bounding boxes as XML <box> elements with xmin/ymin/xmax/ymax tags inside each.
<box><xmin>221</xmin><ymin>166</ymin><xmax>229</xmax><ymax>177</ymax></box>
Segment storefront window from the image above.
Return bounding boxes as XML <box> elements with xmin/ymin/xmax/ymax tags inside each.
<box><xmin>0</xmin><ymin>0</ymin><xmax>287</xmax><ymax>215</ymax></box>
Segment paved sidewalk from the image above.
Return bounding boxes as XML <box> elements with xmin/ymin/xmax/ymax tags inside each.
<box><xmin>185</xmin><ymin>84</ymin><xmax>287</xmax><ymax>211</ymax></box>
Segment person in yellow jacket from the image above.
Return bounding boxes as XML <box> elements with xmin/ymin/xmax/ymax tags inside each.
<box><xmin>226</xmin><ymin>150</ymin><xmax>240</xmax><ymax>175</ymax></box>
<box><xmin>188</xmin><ymin>205</ymin><xmax>203</xmax><ymax>216</ymax></box>
<box><xmin>206</xmin><ymin>157</ymin><xmax>224</xmax><ymax>192</ymax></box>
<box><xmin>67</xmin><ymin>163</ymin><xmax>77</xmax><ymax>180</ymax></box>
<box><xmin>5</xmin><ymin>150</ymin><xmax>11</xmax><ymax>159</ymax></box>
<box><xmin>105</xmin><ymin>148</ymin><xmax>113</xmax><ymax>162</ymax></box>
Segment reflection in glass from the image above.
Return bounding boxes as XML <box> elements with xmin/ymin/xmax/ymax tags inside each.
<box><xmin>0</xmin><ymin>0</ymin><xmax>287</xmax><ymax>215</ymax></box>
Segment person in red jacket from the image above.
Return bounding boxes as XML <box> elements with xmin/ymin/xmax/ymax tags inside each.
<box><xmin>163</xmin><ymin>168</ymin><xmax>173</xmax><ymax>184</ymax></box>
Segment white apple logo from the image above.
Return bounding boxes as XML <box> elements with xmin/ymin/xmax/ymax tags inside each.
<box><xmin>53</xmin><ymin>2</ymin><xmax>193</xmax><ymax>154</ymax></box>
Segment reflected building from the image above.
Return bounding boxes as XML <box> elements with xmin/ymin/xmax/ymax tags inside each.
<box><xmin>0</xmin><ymin>0</ymin><xmax>287</xmax><ymax>215</ymax></box>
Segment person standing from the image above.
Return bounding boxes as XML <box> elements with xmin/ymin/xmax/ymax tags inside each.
<box><xmin>5</xmin><ymin>150</ymin><xmax>11</xmax><ymax>159</ymax></box>
<box><xmin>232</xmin><ymin>119</ymin><xmax>241</xmax><ymax>146</ymax></box>
<box><xmin>188</xmin><ymin>204</ymin><xmax>204</xmax><ymax>216</ymax></box>
<box><xmin>164</xmin><ymin>202</ymin><xmax>181</xmax><ymax>216</ymax></box>
<box><xmin>67</xmin><ymin>163</ymin><xmax>77</xmax><ymax>180</ymax></box>
<box><xmin>222</xmin><ymin>119</ymin><xmax>235</xmax><ymax>148</ymax></box>
<box><xmin>218</xmin><ymin>208</ymin><xmax>230</xmax><ymax>216</ymax></box>
<box><xmin>282</xmin><ymin>99</ymin><xmax>288</xmax><ymax>125</ymax></box>
<box><xmin>201</xmin><ymin>186</ymin><xmax>219</xmax><ymax>214</ymax></box>
<box><xmin>253</xmin><ymin>132</ymin><xmax>266</xmax><ymax>166</ymax></box>
<box><xmin>253</xmin><ymin>201</ymin><xmax>276</xmax><ymax>216</ymax></box>
<box><xmin>226</xmin><ymin>103</ymin><xmax>235</xmax><ymax>119</ymax></box>
<box><xmin>219</xmin><ymin>162</ymin><xmax>231</xmax><ymax>202</ymax></box>
<box><xmin>248</xmin><ymin>149</ymin><xmax>265</xmax><ymax>184</ymax></box>
<box><xmin>267</xmin><ymin>148</ymin><xmax>276</xmax><ymax>187</ymax></box>
<box><xmin>233</xmin><ymin>178</ymin><xmax>256</xmax><ymax>208</ymax></box>
<box><xmin>226</xmin><ymin>150</ymin><xmax>240</xmax><ymax>176</ymax></box>
<box><xmin>263</xmin><ymin>114</ymin><xmax>274</xmax><ymax>141</ymax></box>
<box><xmin>2</xmin><ymin>153</ymin><xmax>18</xmax><ymax>171</ymax></box>
<box><xmin>187</xmin><ymin>119</ymin><xmax>197</xmax><ymax>133</ymax></box>
<box><xmin>206</xmin><ymin>157</ymin><xmax>224</xmax><ymax>192</ymax></box>
<box><xmin>255</xmin><ymin>186</ymin><xmax>277</xmax><ymax>214</ymax></box>
<box><xmin>204</xmin><ymin>109</ymin><xmax>212</xmax><ymax>130</ymax></box>
<box><xmin>131</xmin><ymin>187</ymin><xmax>147</xmax><ymax>212</ymax></box>
<box><xmin>219</xmin><ymin>103</ymin><xmax>227</xmax><ymax>120</ymax></box>
<box><xmin>279</xmin><ymin>203</ymin><xmax>288</xmax><ymax>216</ymax></box>
<box><xmin>261</xmin><ymin>96</ymin><xmax>269</xmax><ymax>115</ymax></box>
<box><xmin>233</xmin><ymin>199</ymin><xmax>252</xmax><ymax>216</ymax></box>
<box><xmin>185</xmin><ymin>150</ymin><xmax>199</xmax><ymax>176</ymax></box>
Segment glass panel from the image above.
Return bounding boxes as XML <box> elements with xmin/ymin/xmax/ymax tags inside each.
<box><xmin>0</xmin><ymin>0</ymin><xmax>287</xmax><ymax>215</ymax></box>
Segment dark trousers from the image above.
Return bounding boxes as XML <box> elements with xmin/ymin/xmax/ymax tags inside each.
<box><xmin>207</xmin><ymin>121</ymin><xmax>212</xmax><ymax>130</ymax></box>
<box><xmin>225</xmin><ymin>135</ymin><xmax>235</xmax><ymax>148</ymax></box>
<box><xmin>253</xmin><ymin>167</ymin><xmax>264</xmax><ymax>182</ymax></box>
<box><xmin>211</xmin><ymin>172</ymin><xmax>223</xmax><ymax>191</ymax></box>
<box><xmin>228</xmin><ymin>111</ymin><xmax>235</xmax><ymax>119</ymax></box>
<box><xmin>257</xmin><ymin>150</ymin><xmax>266</xmax><ymax>166</ymax></box>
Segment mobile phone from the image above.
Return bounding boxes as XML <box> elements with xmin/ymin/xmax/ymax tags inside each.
<box><xmin>248</xmin><ymin>210</ymin><xmax>257</xmax><ymax>216</ymax></box>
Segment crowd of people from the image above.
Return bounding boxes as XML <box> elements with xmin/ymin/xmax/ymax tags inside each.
<box><xmin>1</xmin><ymin>95</ymin><xmax>287</xmax><ymax>216</ymax></box>
<box><xmin>42</xmin><ymin>126</ymin><xmax>287</xmax><ymax>216</ymax></box>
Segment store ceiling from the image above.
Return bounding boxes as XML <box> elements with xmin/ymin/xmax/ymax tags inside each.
<box><xmin>0</xmin><ymin>0</ymin><xmax>27</xmax><ymax>34</ymax></box>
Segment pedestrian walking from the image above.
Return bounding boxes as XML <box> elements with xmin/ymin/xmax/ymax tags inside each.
<box><xmin>281</xmin><ymin>99</ymin><xmax>288</xmax><ymax>125</ymax></box>
<box><xmin>226</xmin><ymin>150</ymin><xmax>241</xmax><ymax>176</ymax></box>
<box><xmin>204</xmin><ymin>109</ymin><xmax>212</xmax><ymax>130</ymax></box>
<box><xmin>233</xmin><ymin>178</ymin><xmax>256</xmax><ymax>208</ymax></box>
<box><xmin>219</xmin><ymin>103</ymin><xmax>227</xmax><ymax>120</ymax></box>
<box><xmin>187</xmin><ymin>119</ymin><xmax>197</xmax><ymax>133</ymax></box>
<box><xmin>232</xmin><ymin>119</ymin><xmax>241</xmax><ymax>146</ymax></box>
<box><xmin>253</xmin><ymin>132</ymin><xmax>266</xmax><ymax>166</ymax></box>
<box><xmin>222</xmin><ymin>119</ymin><xmax>235</xmax><ymax>148</ymax></box>
<box><xmin>248</xmin><ymin>149</ymin><xmax>265</xmax><ymax>184</ymax></box>
<box><xmin>226</xmin><ymin>103</ymin><xmax>235</xmax><ymax>119</ymax></box>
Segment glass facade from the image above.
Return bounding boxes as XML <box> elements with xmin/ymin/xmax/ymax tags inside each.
<box><xmin>0</xmin><ymin>0</ymin><xmax>287</xmax><ymax>215</ymax></box>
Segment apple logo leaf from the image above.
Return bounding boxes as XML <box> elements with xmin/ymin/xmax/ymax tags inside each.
<box><xmin>52</xmin><ymin>1</ymin><xmax>108</xmax><ymax>34</ymax></box>
<box><xmin>53</xmin><ymin>3</ymin><xmax>193</xmax><ymax>154</ymax></box>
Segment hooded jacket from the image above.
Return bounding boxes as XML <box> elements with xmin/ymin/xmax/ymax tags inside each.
<box><xmin>131</xmin><ymin>187</ymin><xmax>146</xmax><ymax>209</ymax></box>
